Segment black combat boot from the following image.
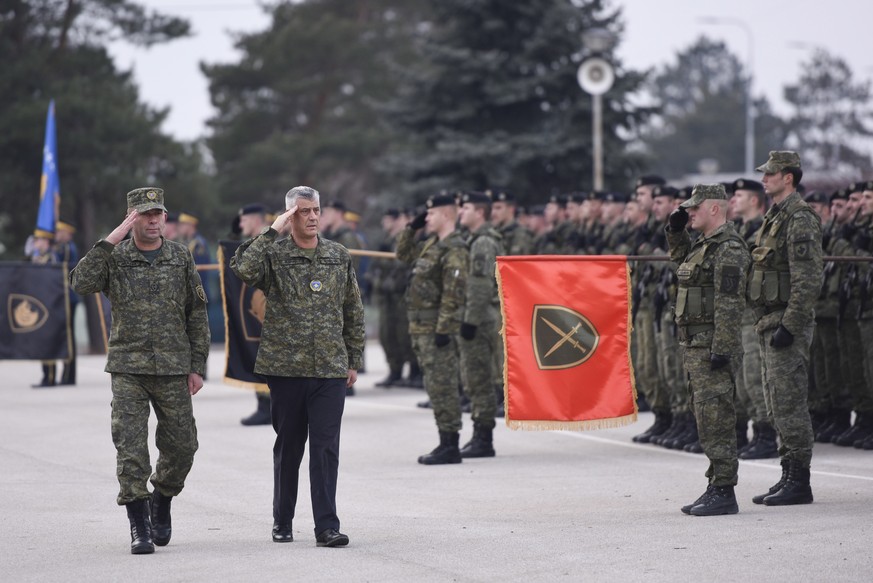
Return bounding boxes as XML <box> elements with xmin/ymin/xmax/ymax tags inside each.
<box><xmin>763</xmin><ymin>460</ymin><xmax>813</xmax><ymax>506</ymax></box>
<box><xmin>494</xmin><ymin>384</ymin><xmax>505</xmax><ymax>418</ymax></box>
<box><xmin>375</xmin><ymin>370</ymin><xmax>402</xmax><ymax>388</ymax></box>
<box><xmin>738</xmin><ymin>422</ymin><xmax>779</xmax><ymax>460</ymax></box>
<box><xmin>651</xmin><ymin>412</ymin><xmax>683</xmax><ymax>446</ymax></box>
<box><xmin>859</xmin><ymin>432</ymin><xmax>873</xmax><ymax>450</ymax></box>
<box><xmin>31</xmin><ymin>363</ymin><xmax>56</xmax><ymax>388</ymax></box>
<box><xmin>150</xmin><ymin>490</ymin><xmax>172</xmax><ymax>546</ymax></box>
<box><xmin>460</xmin><ymin>425</ymin><xmax>496</xmax><ymax>458</ymax></box>
<box><xmin>752</xmin><ymin>458</ymin><xmax>789</xmax><ymax>504</ymax></box>
<box><xmin>241</xmin><ymin>393</ymin><xmax>272</xmax><ymax>426</ymax></box>
<box><xmin>681</xmin><ymin>484</ymin><xmax>713</xmax><ymax>515</ymax></box>
<box><xmin>834</xmin><ymin>413</ymin><xmax>872</xmax><ymax>447</ymax></box>
<box><xmin>689</xmin><ymin>485</ymin><xmax>739</xmax><ymax>516</ymax></box>
<box><xmin>669</xmin><ymin>414</ymin><xmax>699</xmax><ymax>450</ymax></box>
<box><xmin>418</xmin><ymin>432</ymin><xmax>462</xmax><ymax>465</ymax></box>
<box><xmin>125</xmin><ymin>499</ymin><xmax>155</xmax><ymax>555</ymax></box>
<box><xmin>815</xmin><ymin>408</ymin><xmax>850</xmax><ymax>443</ymax></box>
<box><xmin>736</xmin><ymin>420</ymin><xmax>750</xmax><ymax>452</ymax></box>
<box><xmin>632</xmin><ymin>410</ymin><xmax>672</xmax><ymax>443</ymax></box>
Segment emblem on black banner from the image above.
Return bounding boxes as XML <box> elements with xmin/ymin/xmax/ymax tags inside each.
<box><xmin>239</xmin><ymin>285</ymin><xmax>266</xmax><ymax>341</ymax></box>
<box><xmin>8</xmin><ymin>294</ymin><xmax>50</xmax><ymax>333</ymax></box>
<box><xmin>532</xmin><ymin>305</ymin><xmax>599</xmax><ymax>370</ymax></box>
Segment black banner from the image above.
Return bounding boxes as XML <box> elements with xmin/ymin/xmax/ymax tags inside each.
<box><xmin>0</xmin><ymin>262</ymin><xmax>71</xmax><ymax>360</ymax></box>
<box><xmin>218</xmin><ymin>241</ymin><xmax>268</xmax><ymax>392</ymax></box>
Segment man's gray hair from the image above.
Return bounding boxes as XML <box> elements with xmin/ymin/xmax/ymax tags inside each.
<box><xmin>285</xmin><ymin>186</ymin><xmax>320</xmax><ymax>210</ymax></box>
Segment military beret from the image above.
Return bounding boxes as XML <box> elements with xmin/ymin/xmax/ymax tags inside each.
<box><xmin>166</xmin><ymin>212</ymin><xmax>179</xmax><ymax>223</ymax></box>
<box><xmin>426</xmin><ymin>194</ymin><xmax>457</xmax><ymax>208</ymax></box>
<box><xmin>239</xmin><ymin>203</ymin><xmax>267</xmax><ymax>216</ymax></box>
<box><xmin>325</xmin><ymin>200</ymin><xmax>346</xmax><ymax>212</ymax></box>
<box><xmin>461</xmin><ymin>191</ymin><xmax>492</xmax><ymax>205</ymax></box>
<box><xmin>803</xmin><ymin>191</ymin><xmax>829</xmax><ymax>205</ymax></box>
<box><xmin>179</xmin><ymin>212</ymin><xmax>198</xmax><ymax>226</ymax></box>
<box><xmin>492</xmin><ymin>190</ymin><xmax>515</xmax><ymax>203</ymax></box>
<box><xmin>830</xmin><ymin>188</ymin><xmax>850</xmax><ymax>202</ymax></box>
<box><xmin>721</xmin><ymin>182</ymin><xmax>735</xmax><ymax>195</ymax></box>
<box><xmin>680</xmin><ymin>183</ymin><xmax>728</xmax><ymax>208</ymax></box>
<box><xmin>848</xmin><ymin>181</ymin><xmax>873</xmax><ymax>193</ymax></box>
<box><xmin>756</xmin><ymin>150</ymin><xmax>802</xmax><ymax>173</ymax></box>
<box><xmin>530</xmin><ymin>204</ymin><xmax>546</xmax><ymax>216</ymax></box>
<box><xmin>636</xmin><ymin>175</ymin><xmax>666</xmax><ymax>188</ymax></box>
<box><xmin>127</xmin><ymin>187</ymin><xmax>167</xmax><ymax>214</ymax></box>
<box><xmin>383</xmin><ymin>208</ymin><xmax>400</xmax><ymax>218</ymax></box>
<box><xmin>548</xmin><ymin>194</ymin><xmax>567</xmax><ymax>206</ymax></box>
<box><xmin>568</xmin><ymin>191</ymin><xmax>588</xmax><ymax>203</ymax></box>
<box><xmin>732</xmin><ymin>178</ymin><xmax>764</xmax><ymax>192</ymax></box>
<box><xmin>652</xmin><ymin>185</ymin><xmax>679</xmax><ymax>198</ymax></box>
<box><xmin>56</xmin><ymin>220</ymin><xmax>76</xmax><ymax>234</ymax></box>
<box><xmin>676</xmin><ymin>187</ymin><xmax>693</xmax><ymax>201</ymax></box>
<box><xmin>601</xmin><ymin>191</ymin><xmax>628</xmax><ymax>203</ymax></box>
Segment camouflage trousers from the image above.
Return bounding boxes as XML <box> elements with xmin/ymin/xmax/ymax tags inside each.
<box><xmin>809</xmin><ymin>317</ymin><xmax>849</xmax><ymax>414</ymax></box>
<box><xmin>856</xmin><ymin>318</ymin><xmax>873</xmax><ymax>413</ymax></box>
<box><xmin>758</xmin><ymin>322</ymin><xmax>815</xmax><ymax>468</ymax></box>
<box><xmin>411</xmin><ymin>333</ymin><xmax>461</xmax><ymax>433</ymax></box>
<box><xmin>378</xmin><ymin>293</ymin><xmax>415</xmax><ymax>375</ymax></box>
<box><xmin>633</xmin><ymin>307</ymin><xmax>668</xmax><ymax>412</ymax></box>
<box><xmin>459</xmin><ymin>318</ymin><xmax>498</xmax><ymax>430</ymax></box>
<box><xmin>110</xmin><ymin>373</ymin><xmax>198</xmax><ymax>505</ymax></box>
<box><xmin>682</xmin><ymin>341</ymin><xmax>738</xmax><ymax>487</ymax></box>
<box><xmin>655</xmin><ymin>309</ymin><xmax>687</xmax><ymax>414</ymax></box>
<box><xmin>839</xmin><ymin>313</ymin><xmax>873</xmax><ymax>414</ymax></box>
<box><xmin>735</xmin><ymin>320</ymin><xmax>767</xmax><ymax>423</ymax></box>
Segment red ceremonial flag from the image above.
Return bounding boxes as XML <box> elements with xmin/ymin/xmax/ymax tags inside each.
<box><xmin>496</xmin><ymin>255</ymin><xmax>637</xmax><ymax>430</ymax></box>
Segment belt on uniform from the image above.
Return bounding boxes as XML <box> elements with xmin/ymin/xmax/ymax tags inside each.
<box><xmin>409</xmin><ymin>308</ymin><xmax>439</xmax><ymax>321</ymax></box>
<box><xmin>677</xmin><ymin>323</ymin><xmax>714</xmax><ymax>341</ymax></box>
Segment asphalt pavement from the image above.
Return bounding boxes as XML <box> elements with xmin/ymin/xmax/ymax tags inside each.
<box><xmin>2</xmin><ymin>342</ymin><xmax>871</xmax><ymax>583</ymax></box>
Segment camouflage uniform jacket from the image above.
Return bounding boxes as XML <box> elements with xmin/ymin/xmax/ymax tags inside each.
<box><xmin>667</xmin><ymin>221</ymin><xmax>751</xmax><ymax>354</ymax></box>
<box><xmin>396</xmin><ymin>227</ymin><xmax>468</xmax><ymax>335</ymax></box>
<box><xmin>463</xmin><ymin>224</ymin><xmax>503</xmax><ymax>326</ymax></box>
<box><xmin>368</xmin><ymin>233</ymin><xmax>408</xmax><ymax>296</ymax></box>
<box><xmin>747</xmin><ymin>191</ymin><xmax>823</xmax><ymax>333</ymax></box>
<box><xmin>231</xmin><ymin>230</ymin><xmax>364</xmax><ymax>378</ymax></box>
<box><xmin>71</xmin><ymin>238</ymin><xmax>210</xmax><ymax>375</ymax></box>
<box><xmin>498</xmin><ymin>221</ymin><xmax>534</xmax><ymax>256</ymax></box>
<box><xmin>325</xmin><ymin>225</ymin><xmax>363</xmax><ymax>273</ymax></box>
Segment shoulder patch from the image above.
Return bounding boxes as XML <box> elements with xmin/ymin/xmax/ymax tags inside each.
<box><xmin>793</xmin><ymin>241</ymin><xmax>814</xmax><ymax>261</ymax></box>
<box><xmin>720</xmin><ymin>265</ymin><xmax>741</xmax><ymax>295</ymax></box>
<box><xmin>195</xmin><ymin>285</ymin><xmax>207</xmax><ymax>302</ymax></box>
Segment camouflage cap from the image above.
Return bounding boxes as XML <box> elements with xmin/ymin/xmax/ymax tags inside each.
<box><xmin>126</xmin><ymin>187</ymin><xmax>167</xmax><ymax>214</ymax></box>
<box><xmin>680</xmin><ymin>183</ymin><xmax>728</xmax><ymax>208</ymax></box>
<box><xmin>755</xmin><ymin>151</ymin><xmax>802</xmax><ymax>174</ymax></box>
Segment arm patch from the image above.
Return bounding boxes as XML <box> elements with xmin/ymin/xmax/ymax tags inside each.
<box><xmin>793</xmin><ymin>241</ymin><xmax>812</xmax><ymax>261</ymax></box>
<box><xmin>720</xmin><ymin>265</ymin><xmax>741</xmax><ymax>294</ymax></box>
<box><xmin>472</xmin><ymin>255</ymin><xmax>486</xmax><ymax>277</ymax></box>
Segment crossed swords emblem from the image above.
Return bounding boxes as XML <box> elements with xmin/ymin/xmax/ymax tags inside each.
<box><xmin>540</xmin><ymin>317</ymin><xmax>588</xmax><ymax>358</ymax></box>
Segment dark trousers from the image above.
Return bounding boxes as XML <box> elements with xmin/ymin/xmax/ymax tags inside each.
<box><xmin>267</xmin><ymin>376</ymin><xmax>346</xmax><ymax>535</ymax></box>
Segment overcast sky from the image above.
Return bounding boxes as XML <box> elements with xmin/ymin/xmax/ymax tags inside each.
<box><xmin>108</xmin><ymin>0</ymin><xmax>873</xmax><ymax>142</ymax></box>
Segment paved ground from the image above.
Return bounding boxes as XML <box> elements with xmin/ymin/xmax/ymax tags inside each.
<box><xmin>2</xmin><ymin>343</ymin><xmax>871</xmax><ymax>583</ymax></box>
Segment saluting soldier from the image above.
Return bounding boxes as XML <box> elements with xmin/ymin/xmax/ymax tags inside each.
<box><xmin>397</xmin><ymin>194</ymin><xmax>468</xmax><ymax>465</ymax></box>
<box><xmin>71</xmin><ymin>187</ymin><xmax>209</xmax><ymax>554</ymax></box>
<box><xmin>749</xmin><ymin>151</ymin><xmax>822</xmax><ymax>506</ymax></box>
<box><xmin>666</xmin><ymin>184</ymin><xmax>750</xmax><ymax>516</ymax></box>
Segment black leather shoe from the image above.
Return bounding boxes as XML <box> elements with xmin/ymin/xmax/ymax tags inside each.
<box><xmin>272</xmin><ymin>523</ymin><xmax>293</xmax><ymax>543</ymax></box>
<box><xmin>316</xmin><ymin>528</ymin><xmax>349</xmax><ymax>547</ymax></box>
<box><xmin>240</xmin><ymin>408</ymin><xmax>271</xmax><ymax>426</ymax></box>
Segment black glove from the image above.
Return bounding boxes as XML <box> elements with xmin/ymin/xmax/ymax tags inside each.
<box><xmin>460</xmin><ymin>322</ymin><xmax>477</xmax><ymax>340</ymax></box>
<box><xmin>668</xmin><ymin>207</ymin><xmax>689</xmax><ymax>231</ymax></box>
<box><xmin>839</xmin><ymin>222</ymin><xmax>858</xmax><ymax>241</ymax></box>
<box><xmin>856</xmin><ymin>229</ymin><xmax>872</xmax><ymax>252</ymax></box>
<box><xmin>770</xmin><ymin>325</ymin><xmax>794</xmax><ymax>348</ymax></box>
<box><xmin>434</xmin><ymin>333</ymin><xmax>450</xmax><ymax>348</ymax></box>
<box><xmin>409</xmin><ymin>212</ymin><xmax>427</xmax><ymax>231</ymax></box>
<box><xmin>710</xmin><ymin>353</ymin><xmax>731</xmax><ymax>371</ymax></box>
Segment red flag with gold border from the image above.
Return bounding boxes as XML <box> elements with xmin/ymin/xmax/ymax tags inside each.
<box><xmin>496</xmin><ymin>256</ymin><xmax>637</xmax><ymax>430</ymax></box>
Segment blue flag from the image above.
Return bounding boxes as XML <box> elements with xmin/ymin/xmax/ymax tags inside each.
<box><xmin>35</xmin><ymin>100</ymin><xmax>60</xmax><ymax>238</ymax></box>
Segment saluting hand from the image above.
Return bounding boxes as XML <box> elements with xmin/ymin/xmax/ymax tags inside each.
<box><xmin>271</xmin><ymin>205</ymin><xmax>298</xmax><ymax>235</ymax></box>
<box><xmin>105</xmin><ymin>210</ymin><xmax>140</xmax><ymax>245</ymax></box>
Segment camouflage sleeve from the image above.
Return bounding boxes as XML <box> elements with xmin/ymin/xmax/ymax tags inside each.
<box><xmin>338</xmin><ymin>231</ymin><xmax>362</xmax><ymax>272</ymax></box>
<box><xmin>231</xmin><ymin>229</ymin><xmax>277</xmax><ymax>292</ymax></box>
<box><xmin>436</xmin><ymin>245</ymin><xmax>468</xmax><ymax>334</ymax></box>
<box><xmin>463</xmin><ymin>236</ymin><xmax>499</xmax><ymax>325</ymax></box>
<box><xmin>69</xmin><ymin>240</ymin><xmax>114</xmax><ymax>295</ymax></box>
<box><xmin>395</xmin><ymin>227</ymin><xmax>421</xmax><ymax>264</ymax></box>
<box><xmin>711</xmin><ymin>240</ymin><xmax>751</xmax><ymax>355</ymax></box>
<box><xmin>185</xmin><ymin>252</ymin><xmax>211</xmax><ymax>375</ymax></box>
<box><xmin>665</xmin><ymin>227</ymin><xmax>692</xmax><ymax>264</ymax></box>
<box><xmin>342</xmin><ymin>258</ymin><xmax>366</xmax><ymax>370</ymax></box>
<box><xmin>782</xmin><ymin>211</ymin><xmax>823</xmax><ymax>334</ymax></box>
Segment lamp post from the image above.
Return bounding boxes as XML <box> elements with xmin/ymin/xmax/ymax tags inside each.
<box><xmin>578</xmin><ymin>27</ymin><xmax>617</xmax><ymax>191</ymax></box>
<box><xmin>699</xmin><ymin>17</ymin><xmax>755</xmax><ymax>175</ymax></box>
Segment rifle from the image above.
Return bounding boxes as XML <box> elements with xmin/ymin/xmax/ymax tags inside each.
<box><xmin>858</xmin><ymin>266</ymin><xmax>873</xmax><ymax>319</ymax></box>
<box><xmin>838</xmin><ymin>263</ymin><xmax>858</xmax><ymax>330</ymax></box>
<box><xmin>653</xmin><ymin>266</ymin><xmax>674</xmax><ymax>333</ymax></box>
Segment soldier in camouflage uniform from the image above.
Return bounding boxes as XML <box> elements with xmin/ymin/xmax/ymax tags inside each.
<box><xmin>533</xmin><ymin>194</ymin><xmax>568</xmax><ymax>254</ymax></box>
<box><xmin>456</xmin><ymin>192</ymin><xmax>503</xmax><ymax>457</ymax></box>
<box><xmin>491</xmin><ymin>190</ymin><xmax>534</xmax><ymax>255</ymax></box>
<box><xmin>396</xmin><ymin>194</ymin><xmax>469</xmax><ymax>465</ymax></box>
<box><xmin>231</xmin><ymin>186</ymin><xmax>364</xmax><ymax>548</ymax></box>
<box><xmin>855</xmin><ymin>182</ymin><xmax>873</xmax><ymax>449</ymax></box>
<box><xmin>598</xmin><ymin>192</ymin><xmax>630</xmax><ymax>254</ymax></box>
<box><xmin>729</xmin><ymin>178</ymin><xmax>777</xmax><ymax>459</ymax></box>
<box><xmin>71</xmin><ymin>187</ymin><xmax>210</xmax><ymax>555</ymax></box>
<box><xmin>666</xmin><ymin>184</ymin><xmax>750</xmax><ymax>516</ymax></box>
<box><xmin>748</xmin><ymin>151</ymin><xmax>822</xmax><ymax>506</ymax></box>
